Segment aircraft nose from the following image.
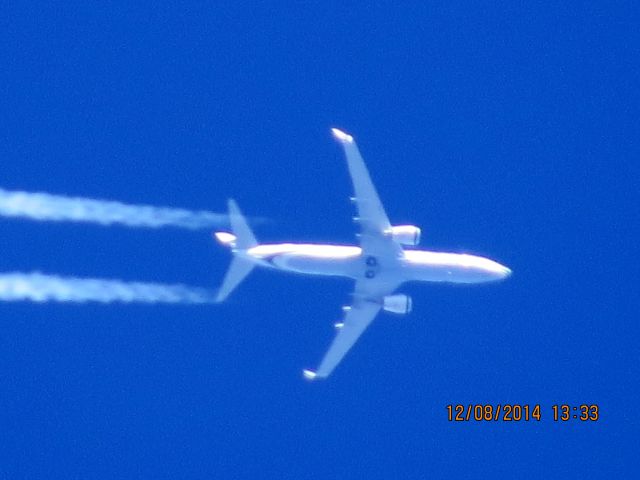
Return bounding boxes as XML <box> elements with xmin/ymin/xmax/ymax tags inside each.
<box><xmin>498</xmin><ymin>264</ymin><xmax>512</xmax><ymax>279</ymax></box>
<box><xmin>485</xmin><ymin>260</ymin><xmax>511</xmax><ymax>280</ymax></box>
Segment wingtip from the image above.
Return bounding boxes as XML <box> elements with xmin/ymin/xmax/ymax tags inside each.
<box><xmin>227</xmin><ymin>198</ymin><xmax>238</xmax><ymax>211</ymax></box>
<box><xmin>213</xmin><ymin>289</ymin><xmax>226</xmax><ymax>303</ymax></box>
<box><xmin>331</xmin><ymin>128</ymin><xmax>353</xmax><ymax>143</ymax></box>
<box><xmin>302</xmin><ymin>369</ymin><xmax>318</xmax><ymax>381</ymax></box>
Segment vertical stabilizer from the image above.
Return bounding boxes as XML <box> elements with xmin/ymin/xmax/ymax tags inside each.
<box><xmin>214</xmin><ymin>199</ymin><xmax>258</xmax><ymax>302</ymax></box>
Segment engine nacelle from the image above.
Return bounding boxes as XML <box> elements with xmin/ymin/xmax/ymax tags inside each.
<box><xmin>382</xmin><ymin>294</ymin><xmax>413</xmax><ymax>315</ymax></box>
<box><xmin>388</xmin><ymin>225</ymin><xmax>421</xmax><ymax>246</ymax></box>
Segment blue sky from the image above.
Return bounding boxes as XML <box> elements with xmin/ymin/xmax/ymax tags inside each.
<box><xmin>1</xmin><ymin>2</ymin><xmax>638</xmax><ymax>478</ymax></box>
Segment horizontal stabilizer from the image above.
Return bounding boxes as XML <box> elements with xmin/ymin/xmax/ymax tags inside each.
<box><xmin>215</xmin><ymin>256</ymin><xmax>255</xmax><ymax>302</ymax></box>
<box><xmin>228</xmin><ymin>199</ymin><xmax>257</xmax><ymax>250</ymax></box>
<box><xmin>214</xmin><ymin>199</ymin><xmax>258</xmax><ymax>302</ymax></box>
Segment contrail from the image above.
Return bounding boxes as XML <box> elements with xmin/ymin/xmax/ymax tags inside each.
<box><xmin>0</xmin><ymin>188</ymin><xmax>229</xmax><ymax>230</ymax></box>
<box><xmin>0</xmin><ymin>272</ymin><xmax>216</xmax><ymax>304</ymax></box>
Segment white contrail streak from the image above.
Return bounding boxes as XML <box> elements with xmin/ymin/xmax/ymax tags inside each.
<box><xmin>0</xmin><ymin>188</ymin><xmax>228</xmax><ymax>230</ymax></box>
<box><xmin>0</xmin><ymin>272</ymin><xmax>216</xmax><ymax>304</ymax></box>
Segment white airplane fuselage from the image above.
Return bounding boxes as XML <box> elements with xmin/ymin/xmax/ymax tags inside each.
<box><xmin>214</xmin><ymin>128</ymin><xmax>512</xmax><ymax>380</ymax></box>
<box><xmin>241</xmin><ymin>243</ymin><xmax>511</xmax><ymax>284</ymax></box>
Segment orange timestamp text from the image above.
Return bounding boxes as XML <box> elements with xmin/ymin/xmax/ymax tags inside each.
<box><xmin>446</xmin><ymin>404</ymin><xmax>600</xmax><ymax>422</ymax></box>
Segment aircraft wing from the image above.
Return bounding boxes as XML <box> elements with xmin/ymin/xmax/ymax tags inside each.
<box><xmin>303</xmin><ymin>276</ymin><xmax>400</xmax><ymax>380</ymax></box>
<box><xmin>332</xmin><ymin>128</ymin><xmax>403</xmax><ymax>260</ymax></box>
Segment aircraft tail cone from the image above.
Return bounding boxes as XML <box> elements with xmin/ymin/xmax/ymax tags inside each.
<box><xmin>303</xmin><ymin>369</ymin><xmax>318</xmax><ymax>381</ymax></box>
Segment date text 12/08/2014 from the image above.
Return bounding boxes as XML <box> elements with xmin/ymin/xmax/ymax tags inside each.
<box><xmin>446</xmin><ymin>404</ymin><xmax>599</xmax><ymax>422</ymax></box>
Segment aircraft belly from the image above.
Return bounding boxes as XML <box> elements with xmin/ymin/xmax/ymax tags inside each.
<box><xmin>403</xmin><ymin>251</ymin><xmax>511</xmax><ymax>284</ymax></box>
<box><xmin>273</xmin><ymin>254</ymin><xmax>359</xmax><ymax>278</ymax></box>
<box><xmin>405</xmin><ymin>263</ymin><xmax>487</xmax><ymax>283</ymax></box>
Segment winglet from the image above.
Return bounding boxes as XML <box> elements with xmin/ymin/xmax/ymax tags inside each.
<box><xmin>302</xmin><ymin>369</ymin><xmax>318</xmax><ymax>381</ymax></box>
<box><xmin>331</xmin><ymin>128</ymin><xmax>353</xmax><ymax>143</ymax></box>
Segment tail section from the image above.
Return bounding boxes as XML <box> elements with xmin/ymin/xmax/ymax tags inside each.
<box><xmin>227</xmin><ymin>199</ymin><xmax>257</xmax><ymax>249</ymax></box>
<box><xmin>213</xmin><ymin>199</ymin><xmax>258</xmax><ymax>303</ymax></box>
<box><xmin>214</xmin><ymin>255</ymin><xmax>255</xmax><ymax>302</ymax></box>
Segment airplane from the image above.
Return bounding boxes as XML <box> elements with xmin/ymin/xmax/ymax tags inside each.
<box><xmin>213</xmin><ymin>128</ymin><xmax>511</xmax><ymax>380</ymax></box>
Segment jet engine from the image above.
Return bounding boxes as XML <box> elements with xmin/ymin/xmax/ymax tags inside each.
<box><xmin>388</xmin><ymin>225</ymin><xmax>421</xmax><ymax>246</ymax></box>
<box><xmin>382</xmin><ymin>294</ymin><xmax>413</xmax><ymax>314</ymax></box>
